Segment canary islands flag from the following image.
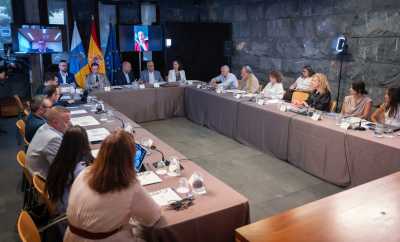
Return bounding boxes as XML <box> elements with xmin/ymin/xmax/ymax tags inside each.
<box><xmin>88</xmin><ymin>18</ymin><xmax>106</xmax><ymax>74</ymax></box>
<box><xmin>69</xmin><ymin>21</ymin><xmax>90</xmax><ymax>88</ymax></box>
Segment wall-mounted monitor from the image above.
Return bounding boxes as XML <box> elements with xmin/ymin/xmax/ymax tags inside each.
<box><xmin>119</xmin><ymin>25</ymin><xmax>162</xmax><ymax>52</ymax></box>
<box><xmin>12</xmin><ymin>24</ymin><xmax>65</xmax><ymax>54</ymax></box>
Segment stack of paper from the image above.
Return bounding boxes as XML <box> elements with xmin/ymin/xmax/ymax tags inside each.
<box><xmin>70</xmin><ymin>116</ymin><xmax>100</xmax><ymax>126</ymax></box>
<box><xmin>70</xmin><ymin>109</ymin><xmax>88</xmax><ymax>115</ymax></box>
<box><xmin>149</xmin><ymin>187</ymin><xmax>182</xmax><ymax>206</ymax></box>
<box><xmin>87</xmin><ymin>128</ymin><xmax>110</xmax><ymax>142</ymax></box>
<box><xmin>137</xmin><ymin>171</ymin><xmax>162</xmax><ymax>186</ymax></box>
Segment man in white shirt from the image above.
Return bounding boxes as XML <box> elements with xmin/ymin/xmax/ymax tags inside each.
<box><xmin>210</xmin><ymin>65</ymin><xmax>238</xmax><ymax>89</ymax></box>
<box><xmin>26</xmin><ymin>106</ymin><xmax>71</xmax><ymax>178</ymax></box>
<box><xmin>139</xmin><ymin>61</ymin><xmax>164</xmax><ymax>84</ymax></box>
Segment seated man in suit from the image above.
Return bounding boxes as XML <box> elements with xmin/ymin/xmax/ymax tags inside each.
<box><xmin>56</xmin><ymin>60</ymin><xmax>76</xmax><ymax>86</ymax></box>
<box><xmin>85</xmin><ymin>63</ymin><xmax>110</xmax><ymax>90</ymax></box>
<box><xmin>115</xmin><ymin>61</ymin><xmax>135</xmax><ymax>86</ymax></box>
<box><xmin>26</xmin><ymin>106</ymin><xmax>71</xmax><ymax>178</ymax></box>
<box><xmin>140</xmin><ymin>61</ymin><xmax>164</xmax><ymax>84</ymax></box>
<box><xmin>25</xmin><ymin>95</ymin><xmax>52</xmax><ymax>142</ymax></box>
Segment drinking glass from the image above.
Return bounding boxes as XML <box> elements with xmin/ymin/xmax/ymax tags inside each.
<box><xmin>189</xmin><ymin>172</ymin><xmax>206</xmax><ymax>195</ymax></box>
<box><xmin>141</xmin><ymin>138</ymin><xmax>153</xmax><ymax>155</ymax></box>
<box><xmin>176</xmin><ymin>177</ymin><xmax>190</xmax><ymax>194</ymax></box>
<box><xmin>374</xmin><ymin>123</ymin><xmax>384</xmax><ymax>138</ymax></box>
<box><xmin>385</xmin><ymin>127</ymin><xmax>394</xmax><ymax>138</ymax></box>
<box><xmin>168</xmin><ymin>156</ymin><xmax>181</xmax><ymax>177</ymax></box>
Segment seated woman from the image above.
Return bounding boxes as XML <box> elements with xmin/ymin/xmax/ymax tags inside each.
<box><xmin>284</xmin><ymin>65</ymin><xmax>315</xmax><ymax>101</ymax></box>
<box><xmin>262</xmin><ymin>70</ymin><xmax>285</xmax><ymax>99</ymax></box>
<box><xmin>371</xmin><ymin>87</ymin><xmax>400</xmax><ymax>126</ymax></box>
<box><xmin>293</xmin><ymin>73</ymin><xmax>331</xmax><ymax>111</ymax></box>
<box><xmin>239</xmin><ymin>65</ymin><xmax>260</xmax><ymax>93</ymax></box>
<box><xmin>64</xmin><ymin>130</ymin><xmax>161</xmax><ymax>242</ymax></box>
<box><xmin>341</xmin><ymin>81</ymin><xmax>372</xmax><ymax>119</ymax></box>
<box><xmin>46</xmin><ymin>125</ymin><xmax>94</xmax><ymax>214</ymax></box>
<box><xmin>168</xmin><ymin>60</ymin><xmax>186</xmax><ymax>82</ymax></box>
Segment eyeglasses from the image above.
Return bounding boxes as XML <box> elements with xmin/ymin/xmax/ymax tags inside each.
<box><xmin>168</xmin><ymin>197</ymin><xmax>194</xmax><ymax>211</ymax></box>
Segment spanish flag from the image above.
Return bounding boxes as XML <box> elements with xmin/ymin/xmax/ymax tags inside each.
<box><xmin>69</xmin><ymin>21</ymin><xmax>90</xmax><ymax>88</ymax></box>
<box><xmin>88</xmin><ymin>17</ymin><xmax>106</xmax><ymax>74</ymax></box>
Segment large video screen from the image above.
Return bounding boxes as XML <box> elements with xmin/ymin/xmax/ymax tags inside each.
<box><xmin>13</xmin><ymin>25</ymin><xmax>64</xmax><ymax>54</ymax></box>
<box><xmin>119</xmin><ymin>25</ymin><xmax>162</xmax><ymax>52</ymax></box>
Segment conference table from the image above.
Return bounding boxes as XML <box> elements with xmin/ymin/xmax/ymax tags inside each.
<box><xmin>69</xmin><ymin>101</ymin><xmax>250</xmax><ymax>242</ymax></box>
<box><xmin>235</xmin><ymin>171</ymin><xmax>400</xmax><ymax>242</ymax></box>
<box><xmin>93</xmin><ymin>85</ymin><xmax>400</xmax><ymax>188</ymax></box>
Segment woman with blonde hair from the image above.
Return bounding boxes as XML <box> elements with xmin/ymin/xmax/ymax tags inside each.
<box><xmin>294</xmin><ymin>73</ymin><xmax>331</xmax><ymax>111</ymax></box>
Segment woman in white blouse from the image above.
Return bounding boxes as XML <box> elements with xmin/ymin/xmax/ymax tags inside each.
<box><xmin>371</xmin><ymin>87</ymin><xmax>400</xmax><ymax>126</ymax></box>
<box><xmin>262</xmin><ymin>70</ymin><xmax>285</xmax><ymax>99</ymax></box>
<box><xmin>168</xmin><ymin>60</ymin><xmax>186</xmax><ymax>82</ymax></box>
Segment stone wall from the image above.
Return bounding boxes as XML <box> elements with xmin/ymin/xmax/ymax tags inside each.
<box><xmin>160</xmin><ymin>0</ymin><xmax>400</xmax><ymax>104</ymax></box>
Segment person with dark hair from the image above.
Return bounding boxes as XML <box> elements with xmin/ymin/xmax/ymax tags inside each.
<box><xmin>168</xmin><ymin>60</ymin><xmax>186</xmax><ymax>82</ymax></box>
<box><xmin>371</xmin><ymin>87</ymin><xmax>400</xmax><ymax>126</ymax></box>
<box><xmin>43</xmin><ymin>84</ymin><xmax>61</xmax><ymax>105</ymax></box>
<box><xmin>239</xmin><ymin>65</ymin><xmax>260</xmax><ymax>93</ymax></box>
<box><xmin>115</xmin><ymin>61</ymin><xmax>135</xmax><ymax>86</ymax></box>
<box><xmin>64</xmin><ymin>130</ymin><xmax>161</xmax><ymax>242</ymax></box>
<box><xmin>341</xmin><ymin>81</ymin><xmax>372</xmax><ymax>119</ymax></box>
<box><xmin>46</xmin><ymin>125</ymin><xmax>93</xmax><ymax>214</ymax></box>
<box><xmin>25</xmin><ymin>95</ymin><xmax>52</xmax><ymax>142</ymax></box>
<box><xmin>85</xmin><ymin>63</ymin><xmax>110</xmax><ymax>90</ymax></box>
<box><xmin>56</xmin><ymin>60</ymin><xmax>76</xmax><ymax>86</ymax></box>
<box><xmin>35</xmin><ymin>72</ymin><xmax>59</xmax><ymax>95</ymax></box>
<box><xmin>289</xmin><ymin>65</ymin><xmax>315</xmax><ymax>92</ymax></box>
<box><xmin>26</xmin><ymin>106</ymin><xmax>71</xmax><ymax>178</ymax></box>
<box><xmin>262</xmin><ymin>70</ymin><xmax>285</xmax><ymax>99</ymax></box>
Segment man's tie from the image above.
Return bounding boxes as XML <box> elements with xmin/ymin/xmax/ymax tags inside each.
<box><xmin>95</xmin><ymin>75</ymin><xmax>99</xmax><ymax>83</ymax></box>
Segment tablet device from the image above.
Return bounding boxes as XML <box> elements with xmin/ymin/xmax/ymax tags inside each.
<box><xmin>134</xmin><ymin>143</ymin><xmax>147</xmax><ymax>172</ymax></box>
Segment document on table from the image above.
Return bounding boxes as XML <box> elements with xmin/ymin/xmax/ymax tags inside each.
<box><xmin>70</xmin><ymin>116</ymin><xmax>100</xmax><ymax>126</ymax></box>
<box><xmin>149</xmin><ymin>187</ymin><xmax>182</xmax><ymax>206</ymax></box>
<box><xmin>87</xmin><ymin>128</ymin><xmax>110</xmax><ymax>142</ymax></box>
<box><xmin>70</xmin><ymin>109</ymin><xmax>88</xmax><ymax>115</ymax></box>
<box><xmin>225</xmin><ymin>89</ymin><xmax>246</xmax><ymax>94</ymax></box>
<box><xmin>137</xmin><ymin>171</ymin><xmax>162</xmax><ymax>186</ymax></box>
<box><xmin>91</xmin><ymin>149</ymin><xmax>99</xmax><ymax>157</ymax></box>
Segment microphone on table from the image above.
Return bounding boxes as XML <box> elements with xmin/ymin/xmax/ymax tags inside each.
<box><xmin>150</xmin><ymin>145</ymin><xmax>184</xmax><ymax>170</ymax></box>
<box><xmin>150</xmin><ymin>145</ymin><xmax>166</xmax><ymax>162</ymax></box>
<box><xmin>354</xmin><ymin>120</ymin><xmax>366</xmax><ymax>131</ymax></box>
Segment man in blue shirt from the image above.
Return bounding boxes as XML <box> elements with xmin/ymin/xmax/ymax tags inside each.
<box><xmin>210</xmin><ymin>65</ymin><xmax>238</xmax><ymax>89</ymax></box>
<box><xmin>25</xmin><ymin>95</ymin><xmax>52</xmax><ymax>142</ymax></box>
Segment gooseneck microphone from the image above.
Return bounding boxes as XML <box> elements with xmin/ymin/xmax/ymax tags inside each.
<box><xmin>150</xmin><ymin>145</ymin><xmax>165</xmax><ymax>162</ymax></box>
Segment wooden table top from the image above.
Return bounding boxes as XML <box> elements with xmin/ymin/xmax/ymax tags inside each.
<box><xmin>236</xmin><ymin>171</ymin><xmax>400</xmax><ymax>242</ymax></box>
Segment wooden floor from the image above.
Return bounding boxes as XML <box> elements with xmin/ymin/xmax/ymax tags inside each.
<box><xmin>236</xmin><ymin>171</ymin><xmax>400</xmax><ymax>242</ymax></box>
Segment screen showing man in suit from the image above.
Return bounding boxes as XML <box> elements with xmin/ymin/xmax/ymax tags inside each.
<box><xmin>17</xmin><ymin>26</ymin><xmax>63</xmax><ymax>54</ymax></box>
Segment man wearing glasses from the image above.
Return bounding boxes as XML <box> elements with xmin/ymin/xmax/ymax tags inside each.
<box><xmin>25</xmin><ymin>95</ymin><xmax>52</xmax><ymax>142</ymax></box>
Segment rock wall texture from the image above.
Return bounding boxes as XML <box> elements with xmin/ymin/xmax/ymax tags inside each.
<box><xmin>160</xmin><ymin>0</ymin><xmax>400</xmax><ymax>104</ymax></box>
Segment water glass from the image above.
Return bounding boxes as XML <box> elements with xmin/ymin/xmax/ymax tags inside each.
<box><xmin>374</xmin><ymin>123</ymin><xmax>384</xmax><ymax>138</ymax></box>
<box><xmin>168</xmin><ymin>157</ymin><xmax>181</xmax><ymax>177</ymax></box>
<box><xmin>335</xmin><ymin>114</ymin><xmax>343</xmax><ymax>126</ymax></box>
<box><xmin>385</xmin><ymin>127</ymin><xmax>394</xmax><ymax>138</ymax></box>
<box><xmin>189</xmin><ymin>172</ymin><xmax>206</xmax><ymax>195</ymax></box>
<box><xmin>176</xmin><ymin>177</ymin><xmax>190</xmax><ymax>194</ymax></box>
<box><xmin>141</xmin><ymin>137</ymin><xmax>153</xmax><ymax>155</ymax></box>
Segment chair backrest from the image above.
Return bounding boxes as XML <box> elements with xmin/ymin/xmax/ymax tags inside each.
<box><xmin>33</xmin><ymin>175</ymin><xmax>56</xmax><ymax>215</ymax></box>
<box><xmin>330</xmin><ymin>100</ymin><xmax>337</xmax><ymax>113</ymax></box>
<box><xmin>291</xmin><ymin>91</ymin><xmax>310</xmax><ymax>103</ymax></box>
<box><xmin>17</xmin><ymin>210</ymin><xmax>41</xmax><ymax>242</ymax></box>
<box><xmin>16</xmin><ymin>119</ymin><xmax>25</xmax><ymax>137</ymax></box>
<box><xmin>17</xmin><ymin>150</ymin><xmax>32</xmax><ymax>185</ymax></box>
<box><xmin>14</xmin><ymin>95</ymin><xmax>30</xmax><ymax>116</ymax></box>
